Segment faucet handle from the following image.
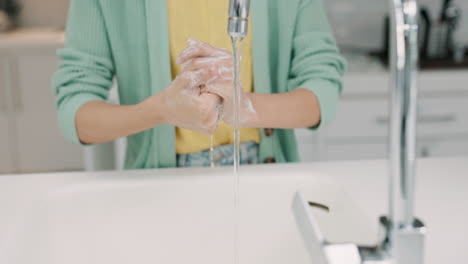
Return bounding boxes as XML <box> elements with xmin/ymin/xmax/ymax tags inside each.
<box><xmin>293</xmin><ymin>192</ymin><xmax>363</xmax><ymax>264</ymax></box>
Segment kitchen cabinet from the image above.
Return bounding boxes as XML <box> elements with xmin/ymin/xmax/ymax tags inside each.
<box><xmin>0</xmin><ymin>59</ymin><xmax>16</xmax><ymax>174</ymax></box>
<box><xmin>418</xmin><ymin>139</ymin><xmax>468</xmax><ymax>158</ymax></box>
<box><xmin>14</xmin><ymin>54</ymin><xmax>83</xmax><ymax>173</ymax></box>
<box><xmin>313</xmin><ymin>139</ymin><xmax>468</xmax><ymax>162</ymax></box>
<box><xmin>295</xmin><ymin>129</ymin><xmax>322</xmax><ymax>163</ymax></box>
<box><xmin>296</xmin><ymin>70</ymin><xmax>468</xmax><ymax>162</ymax></box>
<box><xmin>325</xmin><ymin>97</ymin><xmax>468</xmax><ymax>140</ymax></box>
<box><xmin>323</xmin><ymin>143</ymin><xmax>387</xmax><ymax>161</ymax></box>
<box><xmin>0</xmin><ymin>30</ymin><xmax>83</xmax><ymax>174</ymax></box>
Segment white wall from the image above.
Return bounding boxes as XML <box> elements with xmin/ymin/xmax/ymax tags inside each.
<box><xmin>17</xmin><ymin>0</ymin><xmax>69</xmax><ymax>28</ymax></box>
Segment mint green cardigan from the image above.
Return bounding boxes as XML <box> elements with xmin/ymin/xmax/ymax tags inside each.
<box><xmin>53</xmin><ymin>0</ymin><xmax>346</xmax><ymax>169</ymax></box>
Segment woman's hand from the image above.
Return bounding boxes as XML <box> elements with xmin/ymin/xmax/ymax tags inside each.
<box><xmin>177</xmin><ymin>39</ymin><xmax>259</xmax><ymax>128</ymax></box>
<box><xmin>143</xmin><ymin>66</ymin><xmax>223</xmax><ymax>135</ymax></box>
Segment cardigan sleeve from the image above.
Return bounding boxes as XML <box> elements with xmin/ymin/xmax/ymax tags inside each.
<box><xmin>52</xmin><ymin>0</ymin><xmax>115</xmax><ymax>144</ymax></box>
<box><xmin>286</xmin><ymin>0</ymin><xmax>346</xmax><ymax>129</ymax></box>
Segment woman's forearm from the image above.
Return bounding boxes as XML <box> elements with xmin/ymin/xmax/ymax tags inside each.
<box><xmin>248</xmin><ymin>88</ymin><xmax>321</xmax><ymax>129</ymax></box>
<box><xmin>76</xmin><ymin>87</ymin><xmax>320</xmax><ymax>144</ymax></box>
<box><xmin>76</xmin><ymin>95</ymin><xmax>165</xmax><ymax>144</ymax></box>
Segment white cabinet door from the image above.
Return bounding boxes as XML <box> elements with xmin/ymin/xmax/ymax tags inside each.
<box><xmin>295</xmin><ymin>129</ymin><xmax>321</xmax><ymax>162</ymax></box>
<box><xmin>0</xmin><ymin>59</ymin><xmax>16</xmax><ymax>174</ymax></box>
<box><xmin>322</xmin><ymin>138</ymin><xmax>468</xmax><ymax>162</ymax></box>
<box><xmin>14</xmin><ymin>55</ymin><xmax>83</xmax><ymax>173</ymax></box>
<box><xmin>324</xmin><ymin>142</ymin><xmax>387</xmax><ymax>161</ymax></box>
<box><xmin>419</xmin><ymin>139</ymin><xmax>468</xmax><ymax>158</ymax></box>
<box><xmin>328</xmin><ymin>97</ymin><xmax>468</xmax><ymax>140</ymax></box>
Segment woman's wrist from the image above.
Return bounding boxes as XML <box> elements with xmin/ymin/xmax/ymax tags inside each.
<box><xmin>137</xmin><ymin>92</ymin><xmax>167</xmax><ymax>127</ymax></box>
<box><xmin>242</xmin><ymin>93</ymin><xmax>261</xmax><ymax>128</ymax></box>
<box><xmin>243</xmin><ymin>89</ymin><xmax>322</xmax><ymax>129</ymax></box>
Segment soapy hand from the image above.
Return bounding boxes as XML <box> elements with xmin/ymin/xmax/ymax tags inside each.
<box><xmin>177</xmin><ymin>38</ymin><xmax>258</xmax><ymax>128</ymax></box>
<box><xmin>158</xmin><ymin>66</ymin><xmax>223</xmax><ymax>135</ymax></box>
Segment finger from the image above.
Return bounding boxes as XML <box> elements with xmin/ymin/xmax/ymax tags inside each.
<box><xmin>198</xmin><ymin>91</ymin><xmax>224</xmax><ymax>127</ymax></box>
<box><xmin>178</xmin><ymin>45</ymin><xmax>230</xmax><ymax>65</ymax></box>
<box><xmin>177</xmin><ymin>38</ymin><xmax>231</xmax><ymax>65</ymax></box>
<box><xmin>182</xmin><ymin>57</ymin><xmax>233</xmax><ymax>74</ymax></box>
<box><xmin>216</xmin><ymin>102</ymin><xmax>224</xmax><ymax>126</ymax></box>
<box><xmin>176</xmin><ymin>67</ymin><xmax>220</xmax><ymax>88</ymax></box>
<box><xmin>199</xmin><ymin>92</ymin><xmax>222</xmax><ymax>135</ymax></box>
<box><xmin>199</xmin><ymin>93</ymin><xmax>223</xmax><ymax>120</ymax></box>
<box><xmin>199</xmin><ymin>91</ymin><xmax>222</xmax><ymax>106</ymax></box>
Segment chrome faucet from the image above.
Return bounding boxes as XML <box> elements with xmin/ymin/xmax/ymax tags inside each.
<box><xmin>293</xmin><ymin>0</ymin><xmax>425</xmax><ymax>263</ymax></box>
<box><xmin>228</xmin><ymin>0</ymin><xmax>251</xmax><ymax>38</ymax></box>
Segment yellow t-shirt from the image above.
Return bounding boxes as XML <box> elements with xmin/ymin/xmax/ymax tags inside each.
<box><xmin>167</xmin><ymin>0</ymin><xmax>260</xmax><ymax>154</ymax></box>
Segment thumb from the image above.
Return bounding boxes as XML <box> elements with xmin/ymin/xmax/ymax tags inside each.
<box><xmin>203</xmin><ymin>80</ymin><xmax>233</xmax><ymax>100</ymax></box>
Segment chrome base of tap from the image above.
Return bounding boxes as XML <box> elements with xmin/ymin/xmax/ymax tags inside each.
<box><xmin>293</xmin><ymin>192</ymin><xmax>426</xmax><ymax>264</ymax></box>
<box><xmin>361</xmin><ymin>217</ymin><xmax>425</xmax><ymax>264</ymax></box>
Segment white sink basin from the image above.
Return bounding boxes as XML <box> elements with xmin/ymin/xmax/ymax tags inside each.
<box><xmin>2</xmin><ymin>159</ymin><xmax>467</xmax><ymax>263</ymax></box>
<box><xmin>0</xmin><ymin>166</ymin><xmax>377</xmax><ymax>264</ymax></box>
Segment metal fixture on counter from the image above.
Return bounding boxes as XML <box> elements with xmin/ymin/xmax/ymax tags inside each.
<box><xmin>436</xmin><ymin>0</ymin><xmax>462</xmax><ymax>60</ymax></box>
<box><xmin>418</xmin><ymin>7</ymin><xmax>432</xmax><ymax>60</ymax></box>
<box><xmin>380</xmin><ymin>0</ymin><xmax>467</xmax><ymax>69</ymax></box>
<box><xmin>425</xmin><ymin>0</ymin><xmax>466</xmax><ymax>65</ymax></box>
<box><xmin>228</xmin><ymin>0</ymin><xmax>250</xmax><ymax>38</ymax></box>
<box><xmin>293</xmin><ymin>0</ymin><xmax>426</xmax><ymax>263</ymax></box>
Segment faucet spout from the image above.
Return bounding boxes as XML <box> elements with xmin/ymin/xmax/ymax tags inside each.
<box><xmin>292</xmin><ymin>0</ymin><xmax>426</xmax><ymax>263</ymax></box>
<box><xmin>388</xmin><ymin>0</ymin><xmax>419</xmax><ymax>232</ymax></box>
<box><xmin>228</xmin><ymin>0</ymin><xmax>251</xmax><ymax>38</ymax></box>
<box><xmin>385</xmin><ymin>1</ymin><xmax>426</xmax><ymax>262</ymax></box>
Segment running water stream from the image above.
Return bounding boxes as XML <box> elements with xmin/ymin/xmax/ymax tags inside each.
<box><xmin>210</xmin><ymin>136</ymin><xmax>215</xmax><ymax>168</ymax></box>
<box><xmin>231</xmin><ymin>35</ymin><xmax>243</xmax><ymax>264</ymax></box>
<box><xmin>208</xmin><ymin>35</ymin><xmax>243</xmax><ymax>264</ymax></box>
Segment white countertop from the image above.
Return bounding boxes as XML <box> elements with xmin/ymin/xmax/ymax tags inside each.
<box><xmin>0</xmin><ymin>28</ymin><xmax>64</xmax><ymax>50</ymax></box>
<box><xmin>0</xmin><ymin>157</ymin><xmax>467</xmax><ymax>263</ymax></box>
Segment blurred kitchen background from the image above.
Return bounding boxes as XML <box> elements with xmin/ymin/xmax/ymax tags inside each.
<box><xmin>0</xmin><ymin>0</ymin><xmax>467</xmax><ymax>174</ymax></box>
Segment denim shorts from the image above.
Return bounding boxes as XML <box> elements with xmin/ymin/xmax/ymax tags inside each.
<box><xmin>176</xmin><ymin>141</ymin><xmax>259</xmax><ymax>168</ymax></box>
